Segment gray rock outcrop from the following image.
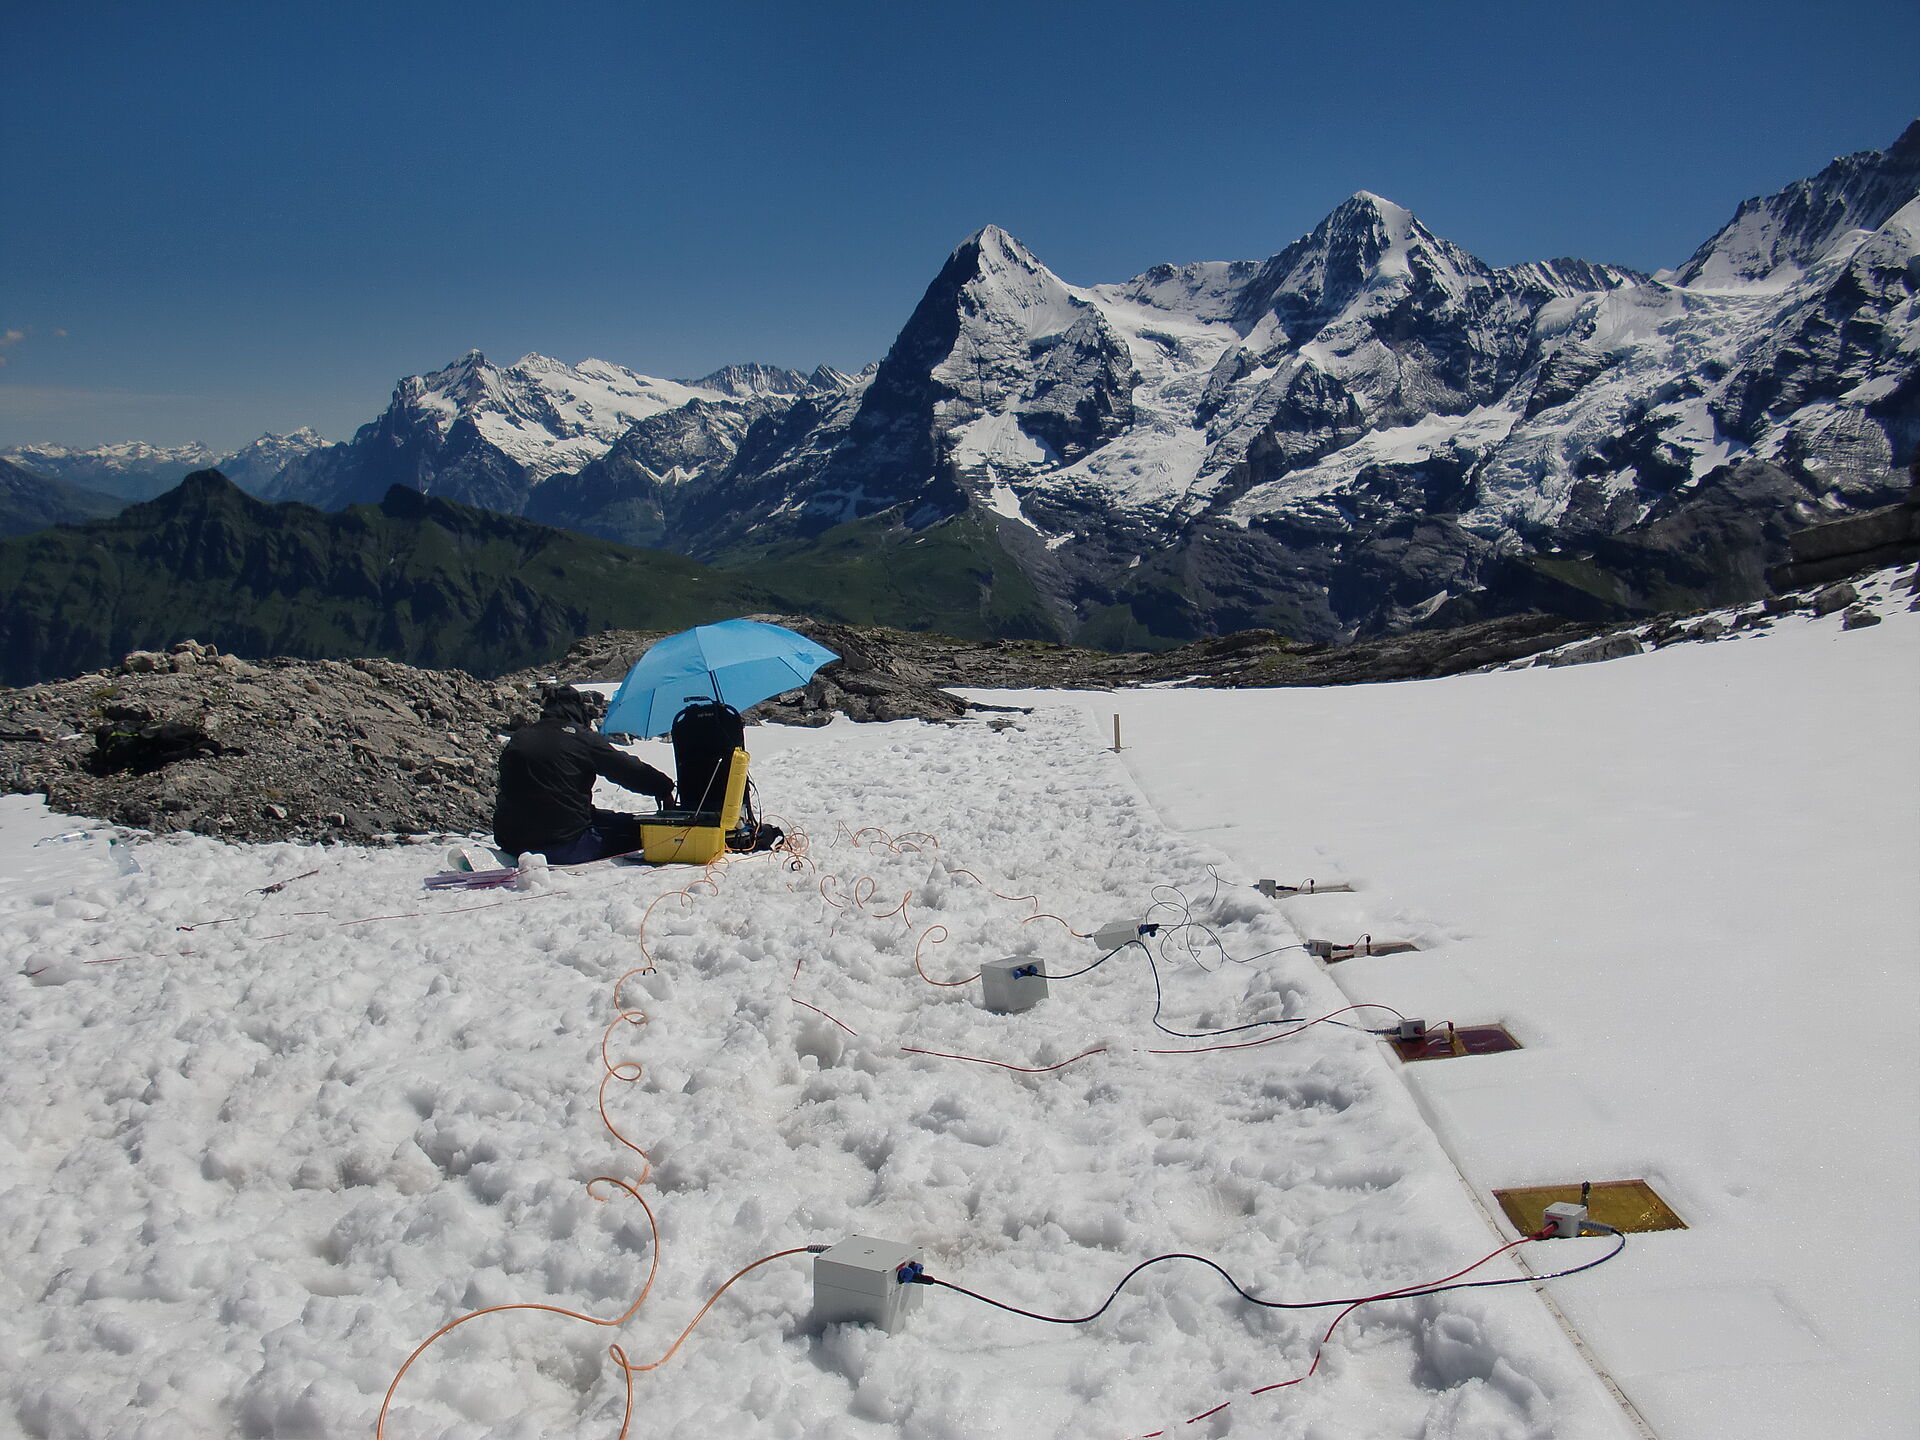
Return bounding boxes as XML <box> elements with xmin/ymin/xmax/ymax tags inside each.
<box><xmin>1</xmin><ymin>642</ymin><xmax>528</xmax><ymax>843</ymax></box>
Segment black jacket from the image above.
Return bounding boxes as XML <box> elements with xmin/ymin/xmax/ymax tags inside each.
<box><xmin>492</xmin><ymin>704</ymin><xmax>674</xmax><ymax>856</ymax></box>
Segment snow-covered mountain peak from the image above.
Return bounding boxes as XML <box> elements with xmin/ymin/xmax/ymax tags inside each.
<box><xmin>1231</xmin><ymin>190</ymin><xmax>1486</xmax><ymax>339</ymax></box>
<box><xmin>1673</xmin><ymin>120</ymin><xmax>1920</xmax><ymax>289</ymax></box>
<box><xmin>961</xmin><ymin>223</ymin><xmax>1036</xmax><ymax>265</ymax></box>
<box><xmin>410</xmin><ymin>350</ymin><xmax>499</xmax><ymax>408</ymax></box>
<box><xmin>389</xmin><ymin>351</ymin><xmax>740</xmax><ymax>481</ymax></box>
<box><xmin>804</xmin><ymin>364</ymin><xmax>860</xmax><ymax>392</ymax></box>
<box><xmin>1101</xmin><ymin>259</ymin><xmax>1262</xmax><ymax>325</ymax></box>
<box><xmin>215</xmin><ymin>428</ymin><xmax>330</xmax><ymax>494</ymax></box>
<box><xmin>948</xmin><ymin>225</ymin><xmax>1087</xmax><ymax>339</ymax></box>
<box><xmin>687</xmin><ymin>363</ymin><xmax>822</xmax><ymax>399</ymax></box>
<box><xmin>1339</xmin><ymin>190</ymin><xmax>1414</xmax><ymax>230</ymax></box>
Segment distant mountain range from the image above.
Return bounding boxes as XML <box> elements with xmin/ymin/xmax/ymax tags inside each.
<box><xmin>1</xmin><ymin>430</ymin><xmax>331</xmax><ymax>502</ymax></box>
<box><xmin>7</xmin><ymin>122</ymin><xmax>1915</xmax><ymax>657</ymax></box>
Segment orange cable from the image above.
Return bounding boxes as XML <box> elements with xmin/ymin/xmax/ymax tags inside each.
<box><xmin>610</xmin><ymin>1246</ymin><xmax>816</xmax><ymax>1377</ymax></box>
<box><xmin>909</xmin><ymin>924</ymin><xmax>980</xmax><ymax>987</ymax></box>
<box><xmin>1021</xmin><ymin>911</ymin><xmax>1094</xmax><ymax>939</ymax></box>
<box><xmin>900</xmin><ymin>1044</ymin><xmax>1106</xmax><ymax>1073</ymax></box>
<box><xmin>374</xmin><ymin>1175</ymin><xmax>661</xmax><ymax>1439</ymax></box>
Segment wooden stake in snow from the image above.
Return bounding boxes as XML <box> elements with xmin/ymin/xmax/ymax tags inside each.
<box><xmin>1112</xmin><ymin>715</ymin><xmax>1122</xmax><ymax>752</ymax></box>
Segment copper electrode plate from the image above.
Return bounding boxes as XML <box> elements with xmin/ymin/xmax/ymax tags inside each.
<box><xmin>1389</xmin><ymin>1023</ymin><xmax>1522</xmax><ymax>1062</ymax></box>
<box><xmin>1493</xmin><ymin>1180</ymin><xmax>1688</xmax><ymax>1234</ymax></box>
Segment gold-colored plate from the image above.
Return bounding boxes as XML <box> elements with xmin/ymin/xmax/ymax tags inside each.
<box><xmin>1390</xmin><ymin>1023</ymin><xmax>1521</xmax><ymax>1062</ymax></box>
<box><xmin>1493</xmin><ymin>1179</ymin><xmax>1687</xmax><ymax>1234</ymax></box>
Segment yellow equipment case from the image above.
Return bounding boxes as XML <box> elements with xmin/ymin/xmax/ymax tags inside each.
<box><xmin>638</xmin><ymin>747</ymin><xmax>749</xmax><ymax>864</ymax></box>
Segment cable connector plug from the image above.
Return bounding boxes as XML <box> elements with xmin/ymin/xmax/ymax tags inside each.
<box><xmin>1541</xmin><ymin>1202</ymin><xmax>1588</xmax><ymax>1239</ymax></box>
<box><xmin>1091</xmin><ymin>920</ymin><xmax>1155</xmax><ymax>950</ymax></box>
<box><xmin>895</xmin><ymin>1261</ymin><xmax>925</xmax><ymax>1285</ymax></box>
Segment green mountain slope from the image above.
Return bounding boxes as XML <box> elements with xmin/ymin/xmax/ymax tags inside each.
<box><xmin>736</xmin><ymin>506</ymin><xmax>1059</xmax><ymax>642</ymax></box>
<box><xmin>0</xmin><ymin>471</ymin><xmax>1066</xmax><ymax>687</ymax></box>
<box><xmin>0</xmin><ymin>471</ymin><xmax>796</xmax><ymax>686</ymax></box>
<box><xmin>0</xmin><ymin>457</ymin><xmax>125</xmax><ymax>538</ymax></box>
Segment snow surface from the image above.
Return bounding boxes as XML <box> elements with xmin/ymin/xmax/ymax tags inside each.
<box><xmin>3</xmin><ymin>576</ymin><xmax>1914</xmax><ymax>1439</ymax></box>
<box><xmin>975</xmin><ymin>571</ymin><xmax>1920</xmax><ymax>1440</ymax></box>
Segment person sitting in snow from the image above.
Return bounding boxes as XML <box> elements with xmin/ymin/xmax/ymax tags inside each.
<box><xmin>492</xmin><ymin>685</ymin><xmax>674</xmax><ymax>865</ymax></box>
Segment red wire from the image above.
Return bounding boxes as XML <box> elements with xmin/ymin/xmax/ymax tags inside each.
<box><xmin>1119</xmin><ymin>1232</ymin><xmax>1544</xmax><ymax>1437</ymax></box>
<box><xmin>792</xmin><ymin>997</ymin><xmax>859</xmax><ymax>1036</ymax></box>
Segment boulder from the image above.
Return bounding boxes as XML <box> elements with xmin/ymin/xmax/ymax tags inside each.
<box><xmin>1811</xmin><ymin>582</ymin><xmax>1861</xmax><ymax>617</ymax></box>
<box><xmin>1538</xmin><ymin>633</ymin><xmax>1647</xmax><ymax>668</ymax></box>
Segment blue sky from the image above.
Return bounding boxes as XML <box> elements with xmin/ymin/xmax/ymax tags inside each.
<box><xmin>3</xmin><ymin>0</ymin><xmax>1915</xmax><ymax>451</ymax></box>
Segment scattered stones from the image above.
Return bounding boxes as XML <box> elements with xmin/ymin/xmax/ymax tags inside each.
<box><xmin>1842</xmin><ymin>606</ymin><xmax>1883</xmax><ymax>629</ymax></box>
<box><xmin>1687</xmin><ymin>616</ymin><xmax>1729</xmax><ymax>641</ymax></box>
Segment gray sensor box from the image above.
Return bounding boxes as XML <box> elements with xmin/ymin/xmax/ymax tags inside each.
<box><xmin>981</xmin><ymin>955</ymin><xmax>1049</xmax><ymax>1013</ymax></box>
<box><xmin>813</xmin><ymin>1235</ymin><xmax>925</xmax><ymax>1332</ymax></box>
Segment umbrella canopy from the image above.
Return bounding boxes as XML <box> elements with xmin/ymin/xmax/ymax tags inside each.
<box><xmin>601</xmin><ymin>619</ymin><xmax>840</xmax><ymax>738</ymax></box>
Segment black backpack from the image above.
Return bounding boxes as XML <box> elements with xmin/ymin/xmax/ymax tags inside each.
<box><xmin>670</xmin><ymin>700</ymin><xmax>745</xmax><ymax>815</ymax></box>
<box><xmin>668</xmin><ymin>700</ymin><xmax>784</xmax><ymax>853</ymax></box>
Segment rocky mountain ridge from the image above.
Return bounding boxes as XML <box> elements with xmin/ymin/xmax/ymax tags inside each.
<box><xmin>260</xmin><ymin>353</ymin><xmax>857</xmax><ymax>515</ymax></box>
<box><xmin>245</xmin><ymin>123</ymin><xmax>1919</xmax><ymax>647</ymax></box>
<box><xmin>14</xmin><ymin>127</ymin><xmax>1914</xmax><ymax>653</ymax></box>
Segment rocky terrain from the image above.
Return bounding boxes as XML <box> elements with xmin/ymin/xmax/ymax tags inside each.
<box><xmin>0</xmin><ymin>642</ymin><xmax>531</xmax><ymax>844</ymax></box>
<box><xmin>6</xmin><ymin>538</ymin><xmax>1911</xmax><ymax>847</ymax></box>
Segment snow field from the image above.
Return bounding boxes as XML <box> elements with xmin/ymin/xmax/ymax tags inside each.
<box><xmin>1013</xmin><ymin>572</ymin><xmax>1920</xmax><ymax>1440</ymax></box>
<box><xmin>2</xmin><ymin>708</ymin><xmax>1634</xmax><ymax>1439</ymax></box>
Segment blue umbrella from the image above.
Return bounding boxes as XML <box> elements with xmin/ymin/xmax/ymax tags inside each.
<box><xmin>602</xmin><ymin>619</ymin><xmax>840</xmax><ymax>738</ymax></box>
